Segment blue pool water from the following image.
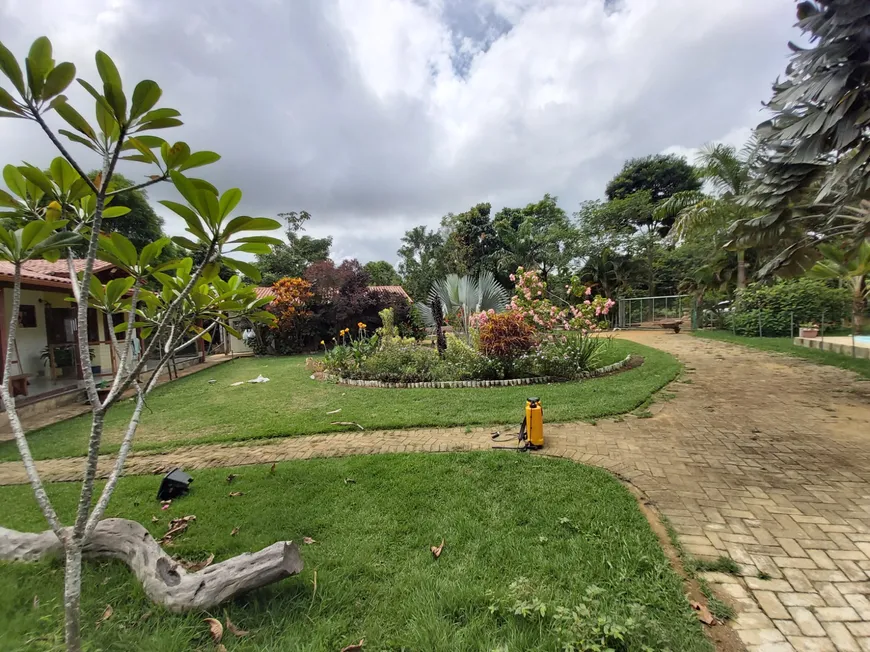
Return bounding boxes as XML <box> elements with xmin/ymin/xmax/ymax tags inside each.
<box><xmin>856</xmin><ymin>336</ymin><xmax>870</xmax><ymax>343</ymax></box>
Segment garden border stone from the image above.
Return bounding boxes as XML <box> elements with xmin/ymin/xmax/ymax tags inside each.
<box><xmin>323</xmin><ymin>355</ymin><xmax>632</xmax><ymax>389</ymax></box>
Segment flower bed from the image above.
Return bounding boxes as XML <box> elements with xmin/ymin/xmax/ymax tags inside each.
<box><xmin>323</xmin><ymin>354</ymin><xmax>632</xmax><ymax>388</ymax></box>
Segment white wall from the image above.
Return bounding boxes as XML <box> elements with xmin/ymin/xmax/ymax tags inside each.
<box><xmin>226</xmin><ymin>314</ymin><xmax>254</xmax><ymax>354</ymax></box>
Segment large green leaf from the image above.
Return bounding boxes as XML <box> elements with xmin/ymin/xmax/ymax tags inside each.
<box><xmin>110</xmin><ymin>232</ymin><xmax>138</xmax><ymax>268</ymax></box>
<box><xmin>125</xmin><ymin>137</ymin><xmax>159</xmax><ymax>165</ymax></box>
<box><xmin>224</xmin><ymin>257</ymin><xmax>261</xmax><ymax>282</ymax></box>
<box><xmin>178</xmin><ymin>151</ymin><xmax>220</xmax><ymax>171</ymax></box>
<box><xmin>25</xmin><ymin>37</ymin><xmax>52</xmax><ymax>99</ymax></box>
<box><xmin>102</xmin><ymin>206</ymin><xmax>131</xmax><ymax>218</ymax></box>
<box><xmin>88</xmin><ymin>275</ymin><xmax>106</xmax><ymax>304</ymax></box>
<box><xmin>94</xmin><ymin>99</ymin><xmax>117</xmax><ymax>141</ymax></box>
<box><xmin>202</xmin><ymin>192</ymin><xmax>220</xmax><ymax>227</ymax></box>
<box><xmin>58</xmin><ymin>129</ymin><xmax>98</xmax><ymax>151</ymax></box>
<box><xmin>139</xmin><ymin>237</ymin><xmax>169</xmax><ymax>269</ymax></box>
<box><xmin>21</xmin><ymin>220</ymin><xmax>52</xmax><ymax>251</ymax></box>
<box><xmin>230</xmin><ymin>235</ymin><xmax>285</xmax><ymax>246</ymax></box>
<box><xmin>42</xmin><ymin>62</ymin><xmax>75</xmax><ymax>100</ymax></box>
<box><xmin>163</xmin><ymin>141</ymin><xmax>190</xmax><ymax>170</ymax></box>
<box><xmin>168</xmin><ymin>171</ymin><xmax>205</xmax><ymax>216</ymax></box>
<box><xmin>0</xmin><ymin>40</ymin><xmax>24</xmax><ymax>95</ymax></box>
<box><xmin>54</xmin><ymin>101</ymin><xmax>97</xmax><ymax>139</ymax></box>
<box><xmin>0</xmin><ymin>188</ymin><xmax>17</xmax><ymax>208</ymax></box>
<box><xmin>134</xmin><ymin>117</ymin><xmax>183</xmax><ymax>132</ymax></box>
<box><xmin>76</xmin><ymin>79</ymin><xmax>116</xmax><ymax>123</ymax></box>
<box><xmin>232</xmin><ymin>242</ymin><xmax>271</xmax><ymax>255</ymax></box>
<box><xmin>95</xmin><ymin>50</ymin><xmax>126</xmax><ymax>121</ymax></box>
<box><xmin>158</xmin><ymin>199</ymin><xmax>207</xmax><ymax>240</ymax></box>
<box><xmin>2</xmin><ymin>164</ymin><xmax>27</xmax><ymax>198</ymax></box>
<box><xmin>218</xmin><ymin>188</ymin><xmax>242</xmax><ymax>219</ymax></box>
<box><xmin>171</xmin><ymin>235</ymin><xmax>201</xmax><ymax>250</ymax></box>
<box><xmin>18</xmin><ymin>165</ymin><xmax>54</xmax><ymax>195</ymax></box>
<box><xmin>138</xmin><ymin>108</ymin><xmax>180</xmax><ymax>123</ymax></box>
<box><xmin>0</xmin><ymin>87</ymin><xmax>22</xmax><ymax>114</ymax></box>
<box><xmin>49</xmin><ymin>157</ymin><xmax>79</xmax><ymax>194</ymax></box>
<box><xmin>231</xmin><ymin>217</ymin><xmax>281</xmax><ymax>232</ymax></box>
<box><xmin>106</xmin><ymin>276</ymin><xmax>135</xmax><ymax>306</ymax></box>
<box><xmin>130</xmin><ymin>79</ymin><xmax>161</xmax><ymax>120</ymax></box>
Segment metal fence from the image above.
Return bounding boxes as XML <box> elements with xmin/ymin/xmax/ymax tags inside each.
<box><xmin>615</xmin><ymin>295</ymin><xmax>694</xmax><ymax>329</ymax></box>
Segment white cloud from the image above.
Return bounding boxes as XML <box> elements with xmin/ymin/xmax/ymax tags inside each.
<box><xmin>0</xmin><ymin>0</ymin><xmax>799</xmax><ymax>262</ymax></box>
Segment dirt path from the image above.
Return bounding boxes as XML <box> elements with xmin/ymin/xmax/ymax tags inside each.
<box><xmin>3</xmin><ymin>332</ymin><xmax>870</xmax><ymax>651</ymax></box>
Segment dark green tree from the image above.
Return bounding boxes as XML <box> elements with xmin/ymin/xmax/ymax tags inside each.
<box><xmin>397</xmin><ymin>225</ymin><xmax>446</xmax><ymax>301</ymax></box>
<box><xmin>255</xmin><ymin>210</ymin><xmax>332</xmax><ymax>285</ymax></box>
<box><xmin>605</xmin><ymin>154</ymin><xmax>701</xmax><ymax>235</ymax></box>
<box><xmin>440</xmin><ymin>202</ymin><xmax>498</xmax><ymax>277</ymax></box>
<box><xmin>364</xmin><ymin>260</ymin><xmax>401</xmax><ymax>285</ymax></box>
<box><xmin>88</xmin><ymin>172</ymin><xmax>165</xmax><ymax>251</ymax></box>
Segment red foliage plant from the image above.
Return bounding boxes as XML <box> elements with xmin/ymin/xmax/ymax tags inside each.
<box><xmin>478</xmin><ymin>311</ymin><xmax>535</xmax><ymax>360</ymax></box>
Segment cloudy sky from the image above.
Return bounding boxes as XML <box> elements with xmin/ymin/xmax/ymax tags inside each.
<box><xmin>0</xmin><ymin>0</ymin><xmax>799</xmax><ymax>265</ymax></box>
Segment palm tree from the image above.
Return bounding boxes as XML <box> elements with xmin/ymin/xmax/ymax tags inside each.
<box><xmin>578</xmin><ymin>247</ymin><xmax>635</xmax><ymax>298</ymax></box>
<box><xmin>806</xmin><ymin>240</ymin><xmax>870</xmax><ymax>333</ymax></box>
<box><xmin>656</xmin><ymin>142</ymin><xmax>756</xmax><ymax>288</ymax></box>
<box><xmin>416</xmin><ymin>271</ymin><xmax>509</xmax><ymax>343</ymax></box>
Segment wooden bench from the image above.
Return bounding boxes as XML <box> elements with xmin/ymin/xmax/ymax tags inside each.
<box><xmin>658</xmin><ymin>320</ymin><xmax>683</xmax><ymax>334</ymax></box>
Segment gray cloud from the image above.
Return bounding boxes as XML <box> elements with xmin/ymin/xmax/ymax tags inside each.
<box><xmin>0</xmin><ymin>0</ymin><xmax>799</xmax><ymax>263</ymax></box>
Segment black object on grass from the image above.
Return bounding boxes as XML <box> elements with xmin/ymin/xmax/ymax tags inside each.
<box><xmin>157</xmin><ymin>468</ymin><xmax>193</xmax><ymax>500</ymax></box>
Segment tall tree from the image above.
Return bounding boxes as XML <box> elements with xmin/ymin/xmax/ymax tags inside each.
<box><xmin>605</xmin><ymin>154</ymin><xmax>701</xmax><ymax>235</ymax></box>
<box><xmin>493</xmin><ymin>193</ymin><xmax>576</xmax><ymax>282</ymax></box>
<box><xmin>255</xmin><ymin>210</ymin><xmax>331</xmax><ymax>284</ymax></box>
<box><xmin>440</xmin><ymin>202</ymin><xmax>498</xmax><ymax>277</ymax></box>
<box><xmin>397</xmin><ymin>225</ymin><xmax>446</xmax><ymax>301</ymax></box>
<box><xmin>656</xmin><ymin>143</ymin><xmax>757</xmax><ymax>287</ymax></box>
<box><xmin>744</xmin><ymin>0</ymin><xmax>870</xmax><ymax>275</ymax></box>
<box><xmin>364</xmin><ymin>260</ymin><xmax>401</xmax><ymax>286</ymax></box>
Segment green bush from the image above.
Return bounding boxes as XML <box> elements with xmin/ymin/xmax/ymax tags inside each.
<box><xmin>730</xmin><ymin>279</ymin><xmax>850</xmax><ymax>337</ymax></box>
<box><xmin>438</xmin><ymin>335</ymin><xmax>506</xmax><ymax>380</ymax></box>
<box><xmin>354</xmin><ymin>345</ymin><xmax>442</xmax><ymax>383</ymax></box>
<box><xmin>527</xmin><ymin>333</ymin><xmax>609</xmax><ymax>378</ymax></box>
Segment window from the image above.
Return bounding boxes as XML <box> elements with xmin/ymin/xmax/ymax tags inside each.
<box><xmin>18</xmin><ymin>305</ymin><xmax>36</xmax><ymax>328</ymax></box>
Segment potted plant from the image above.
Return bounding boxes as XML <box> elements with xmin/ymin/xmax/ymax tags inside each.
<box><xmin>40</xmin><ymin>346</ymin><xmax>97</xmax><ymax>376</ymax></box>
<box><xmin>799</xmin><ymin>322</ymin><xmax>819</xmax><ymax>338</ymax></box>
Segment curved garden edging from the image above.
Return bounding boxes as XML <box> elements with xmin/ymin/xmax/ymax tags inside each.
<box><xmin>324</xmin><ymin>354</ymin><xmax>632</xmax><ymax>389</ymax></box>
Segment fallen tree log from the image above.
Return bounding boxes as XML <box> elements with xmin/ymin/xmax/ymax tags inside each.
<box><xmin>0</xmin><ymin>518</ymin><xmax>303</xmax><ymax>612</ymax></box>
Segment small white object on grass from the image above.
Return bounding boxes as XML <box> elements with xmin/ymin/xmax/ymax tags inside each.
<box><xmin>247</xmin><ymin>375</ymin><xmax>270</xmax><ymax>384</ymax></box>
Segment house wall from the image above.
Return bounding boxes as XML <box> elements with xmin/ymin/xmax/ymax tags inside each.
<box><xmin>6</xmin><ymin>288</ymin><xmax>51</xmax><ymax>377</ymax></box>
<box><xmin>3</xmin><ymin>288</ymin><xmax>114</xmax><ymax>378</ymax></box>
<box><xmin>226</xmin><ymin>314</ymin><xmax>255</xmax><ymax>354</ymax></box>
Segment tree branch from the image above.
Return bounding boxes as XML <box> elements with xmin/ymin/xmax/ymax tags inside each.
<box><xmin>28</xmin><ymin>105</ymin><xmax>100</xmax><ymax>195</ymax></box>
<box><xmin>105</xmin><ymin>174</ymin><xmax>168</xmax><ymax>197</ymax></box>
<box><xmin>0</xmin><ymin>265</ymin><xmax>63</xmax><ymax>535</ymax></box>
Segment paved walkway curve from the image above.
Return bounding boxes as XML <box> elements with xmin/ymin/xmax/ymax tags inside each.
<box><xmin>2</xmin><ymin>332</ymin><xmax>870</xmax><ymax>652</ymax></box>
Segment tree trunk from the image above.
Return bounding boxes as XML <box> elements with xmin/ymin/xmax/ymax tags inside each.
<box><xmin>63</xmin><ymin>543</ymin><xmax>83</xmax><ymax>652</ymax></box>
<box><xmin>736</xmin><ymin>249</ymin><xmax>747</xmax><ymax>289</ymax></box>
<box><xmin>1</xmin><ymin>519</ymin><xmax>304</xmax><ymax>613</ymax></box>
<box><xmin>853</xmin><ymin>285</ymin><xmax>864</xmax><ymax>335</ymax></box>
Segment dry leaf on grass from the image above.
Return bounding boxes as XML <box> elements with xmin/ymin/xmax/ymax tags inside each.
<box><xmin>269</xmin><ymin>462</ymin><xmax>276</xmax><ymax>474</ymax></box>
<box><xmin>340</xmin><ymin>639</ymin><xmax>364</xmax><ymax>652</ymax></box>
<box><xmin>331</xmin><ymin>421</ymin><xmax>365</xmax><ymax>430</ymax></box>
<box><xmin>151</xmin><ymin>515</ymin><xmax>159</xmax><ymax>523</ymax></box>
<box><xmin>159</xmin><ymin>515</ymin><xmax>196</xmax><ymax>544</ymax></box>
<box><xmin>230</xmin><ymin>526</ymin><xmax>240</xmax><ymax>537</ymax></box>
<box><xmin>326</xmin><ymin>408</ymin><xmax>341</xmax><ymax>414</ymax></box>
<box><xmin>226</xmin><ymin>474</ymin><xmax>237</xmax><ymax>484</ymax></box>
<box><xmin>180</xmin><ymin>553</ymin><xmax>215</xmax><ymax>572</ymax></box>
<box><xmin>32</xmin><ymin>595</ymin><xmax>39</xmax><ymax>610</ymax></box>
<box><xmin>690</xmin><ymin>601</ymin><xmax>716</xmax><ymax>626</ymax></box>
<box><xmin>216</xmin><ymin>645</ymin><xmax>227</xmax><ymax>652</ymax></box>
<box><xmin>302</xmin><ymin>536</ymin><xmax>317</xmax><ymax>545</ymax></box>
<box><xmin>96</xmin><ymin>604</ymin><xmax>113</xmax><ymax>628</ymax></box>
<box><xmin>138</xmin><ymin>610</ymin><xmax>153</xmax><ymax>624</ymax></box>
<box><xmin>204</xmin><ymin>617</ymin><xmax>223</xmax><ymax>643</ymax></box>
<box><xmin>226</xmin><ymin>616</ymin><xmax>250</xmax><ymax>637</ymax></box>
<box><xmin>430</xmin><ymin>539</ymin><xmax>445</xmax><ymax>559</ymax></box>
<box><xmin>228</xmin><ymin>491</ymin><xmax>245</xmax><ymax>498</ymax></box>
<box><xmin>344</xmin><ymin>478</ymin><xmax>356</xmax><ymax>484</ymax></box>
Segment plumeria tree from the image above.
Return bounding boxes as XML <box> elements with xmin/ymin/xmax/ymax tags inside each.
<box><xmin>0</xmin><ymin>37</ymin><xmax>303</xmax><ymax>652</ymax></box>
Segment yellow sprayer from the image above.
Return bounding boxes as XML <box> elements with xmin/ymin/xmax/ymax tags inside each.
<box><xmin>491</xmin><ymin>397</ymin><xmax>544</xmax><ymax>451</ymax></box>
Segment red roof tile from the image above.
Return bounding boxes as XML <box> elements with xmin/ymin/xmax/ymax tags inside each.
<box><xmin>0</xmin><ymin>259</ymin><xmax>116</xmax><ymax>290</ymax></box>
<box><xmin>368</xmin><ymin>285</ymin><xmax>412</xmax><ymax>301</ymax></box>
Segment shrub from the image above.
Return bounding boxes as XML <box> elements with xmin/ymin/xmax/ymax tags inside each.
<box><xmin>730</xmin><ymin>279</ymin><xmax>850</xmax><ymax>336</ymax></box>
<box><xmin>479</xmin><ymin>311</ymin><xmax>536</xmax><ymax>361</ymax></box>
<box><xmin>529</xmin><ymin>333</ymin><xmax>608</xmax><ymax>378</ymax></box>
<box><xmin>357</xmin><ymin>345</ymin><xmax>441</xmax><ymax>383</ymax></box>
<box><xmin>437</xmin><ymin>334</ymin><xmax>506</xmax><ymax>381</ymax></box>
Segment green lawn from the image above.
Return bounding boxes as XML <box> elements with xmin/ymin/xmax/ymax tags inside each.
<box><xmin>0</xmin><ymin>339</ymin><xmax>680</xmax><ymax>461</ymax></box>
<box><xmin>693</xmin><ymin>330</ymin><xmax>870</xmax><ymax>380</ymax></box>
<box><xmin>0</xmin><ymin>453</ymin><xmax>711</xmax><ymax>651</ymax></box>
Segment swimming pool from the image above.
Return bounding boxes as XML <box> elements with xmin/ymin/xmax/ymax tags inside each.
<box><xmin>856</xmin><ymin>336</ymin><xmax>870</xmax><ymax>343</ymax></box>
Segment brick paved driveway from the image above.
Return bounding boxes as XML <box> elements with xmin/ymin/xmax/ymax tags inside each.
<box><xmin>2</xmin><ymin>332</ymin><xmax>869</xmax><ymax>651</ymax></box>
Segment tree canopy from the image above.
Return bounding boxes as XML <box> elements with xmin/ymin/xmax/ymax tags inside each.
<box><xmin>255</xmin><ymin>210</ymin><xmax>332</xmax><ymax>285</ymax></box>
<box><xmin>364</xmin><ymin>260</ymin><xmax>401</xmax><ymax>286</ymax></box>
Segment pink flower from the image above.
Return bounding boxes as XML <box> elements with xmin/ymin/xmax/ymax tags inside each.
<box><xmin>583</xmin><ymin>300</ymin><xmax>591</xmax><ymax>306</ymax></box>
<box><xmin>509</xmin><ymin>274</ymin><xmax>516</xmax><ymax>282</ymax></box>
<box><xmin>585</xmin><ymin>286</ymin><xmax>592</xmax><ymax>296</ymax></box>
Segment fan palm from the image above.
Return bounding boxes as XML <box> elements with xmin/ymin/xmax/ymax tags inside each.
<box><xmin>416</xmin><ymin>271</ymin><xmax>509</xmax><ymax>342</ymax></box>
